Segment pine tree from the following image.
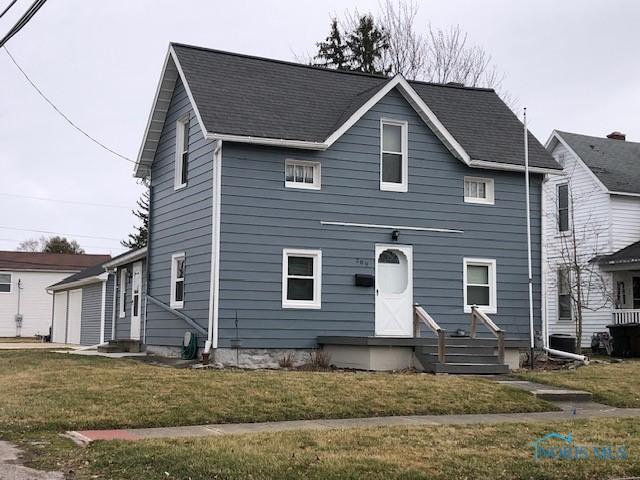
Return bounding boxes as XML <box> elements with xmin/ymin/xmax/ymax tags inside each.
<box><xmin>121</xmin><ymin>188</ymin><xmax>149</xmax><ymax>250</ymax></box>
<box><xmin>43</xmin><ymin>236</ymin><xmax>84</xmax><ymax>254</ymax></box>
<box><xmin>346</xmin><ymin>14</ymin><xmax>389</xmax><ymax>75</ymax></box>
<box><xmin>314</xmin><ymin>19</ymin><xmax>349</xmax><ymax>70</ymax></box>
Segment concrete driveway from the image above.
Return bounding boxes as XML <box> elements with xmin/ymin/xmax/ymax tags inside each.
<box><xmin>0</xmin><ymin>441</ymin><xmax>63</xmax><ymax>480</ymax></box>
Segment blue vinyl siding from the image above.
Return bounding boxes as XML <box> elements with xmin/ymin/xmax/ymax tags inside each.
<box><xmin>146</xmin><ymin>78</ymin><xmax>214</xmax><ymax>346</ymax></box>
<box><xmin>216</xmin><ymin>88</ymin><xmax>542</xmax><ymax>348</ymax></box>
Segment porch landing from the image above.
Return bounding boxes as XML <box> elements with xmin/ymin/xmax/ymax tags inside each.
<box><xmin>318</xmin><ymin>336</ymin><xmax>528</xmax><ymax>374</ymax></box>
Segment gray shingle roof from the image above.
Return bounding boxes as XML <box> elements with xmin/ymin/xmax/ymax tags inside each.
<box><xmin>49</xmin><ymin>263</ymin><xmax>106</xmax><ymax>289</ymax></box>
<box><xmin>171</xmin><ymin>43</ymin><xmax>558</xmax><ymax>171</ymax></box>
<box><xmin>557</xmin><ymin>131</ymin><xmax>640</xmax><ymax>194</ymax></box>
<box><xmin>598</xmin><ymin>240</ymin><xmax>640</xmax><ymax>265</ymax></box>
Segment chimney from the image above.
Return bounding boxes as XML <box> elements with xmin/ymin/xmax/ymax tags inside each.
<box><xmin>606</xmin><ymin>131</ymin><xmax>626</xmax><ymax>141</ymax></box>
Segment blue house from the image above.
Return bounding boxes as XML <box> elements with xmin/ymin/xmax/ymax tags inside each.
<box><xmin>133</xmin><ymin>43</ymin><xmax>561</xmax><ymax>372</ymax></box>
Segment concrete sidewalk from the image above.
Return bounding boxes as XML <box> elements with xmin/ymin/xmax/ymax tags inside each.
<box><xmin>67</xmin><ymin>401</ymin><xmax>640</xmax><ymax>445</ymax></box>
<box><xmin>0</xmin><ymin>342</ymin><xmax>72</xmax><ymax>350</ymax></box>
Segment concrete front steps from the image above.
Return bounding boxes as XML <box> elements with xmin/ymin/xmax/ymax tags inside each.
<box><xmin>97</xmin><ymin>339</ymin><xmax>142</xmax><ymax>353</ymax></box>
<box><xmin>416</xmin><ymin>337</ymin><xmax>509</xmax><ymax>375</ymax></box>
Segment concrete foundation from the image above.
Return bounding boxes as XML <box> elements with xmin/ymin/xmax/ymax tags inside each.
<box><xmin>213</xmin><ymin>348</ymin><xmax>312</xmax><ymax>369</ymax></box>
<box><xmin>323</xmin><ymin>344</ymin><xmax>415</xmax><ymax>371</ymax></box>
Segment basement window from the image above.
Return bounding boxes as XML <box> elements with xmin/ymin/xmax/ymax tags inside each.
<box><xmin>282</xmin><ymin>249</ymin><xmax>322</xmax><ymax>309</ymax></box>
<box><xmin>170</xmin><ymin>253</ymin><xmax>186</xmax><ymax>309</ymax></box>
<box><xmin>0</xmin><ymin>273</ymin><xmax>11</xmax><ymax>293</ymax></box>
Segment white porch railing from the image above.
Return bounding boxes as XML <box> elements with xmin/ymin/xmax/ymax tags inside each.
<box><xmin>612</xmin><ymin>309</ymin><xmax>640</xmax><ymax>324</ymax></box>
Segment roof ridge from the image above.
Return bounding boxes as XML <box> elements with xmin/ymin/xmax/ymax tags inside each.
<box><xmin>171</xmin><ymin>42</ymin><xmax>495</xmax><ymax>93</ymax></box>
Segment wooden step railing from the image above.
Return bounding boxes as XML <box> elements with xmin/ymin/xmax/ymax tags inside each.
<box><xmin>414</xmin><ymin>304</ymin><xmax>446</xmax><ymax>363</ymax></box>
<box><xmin>470</xmin><ymin>306</ymin><xmax>505</xmax><ymax>364</ymax></box>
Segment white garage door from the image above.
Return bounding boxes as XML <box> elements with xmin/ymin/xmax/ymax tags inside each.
<box><xmin>52</xmin><ymin>292</ymin><xmax>68</xmax><ymax>343</ymax></box>
<box><xmin>66</xmin><ymin>289</ymin><xmax>82</xmax><ymax>345</ymax></box>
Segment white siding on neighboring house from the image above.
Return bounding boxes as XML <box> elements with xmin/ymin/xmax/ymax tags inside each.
<box><xmin>0</xmin><ymin>271</ymin><xmax>72</xmax><ymax>337</ymax></box>
<box><xmin>544</xmin><ymin>141</ymin><xmax>612</xmax><ymax>347</ymax></box>
<box><xmin>610</xmin><ymin>195</ymin><xmax>640</xmax><ymax>251</ymax></box>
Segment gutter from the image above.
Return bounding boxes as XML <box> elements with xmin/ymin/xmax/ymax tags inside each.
<box><xmin>47</xmin><ymin>272</ymin><xmax>109</xmax><ymax>292</ymax></box>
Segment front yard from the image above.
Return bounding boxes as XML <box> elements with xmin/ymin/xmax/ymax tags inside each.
<box><xmin>21</xmin><ymin>419</ymin><xmax>640</xmax><ymax>480</ymax></box>
<box><xmin>0</xmin><ymin>350</ymin><xmax>552</xmax><ymax>435</ymax></box>
<box><xmin>518</xmin><ymin>360</ymin><xmax>640</xmax><ymax>408</ymax></box>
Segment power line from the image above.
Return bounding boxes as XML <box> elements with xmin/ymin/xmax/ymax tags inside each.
<box><xmin>0</xmin><ymin>226</ymin><xmax>123</xmax><ymax>241</ymax></box>
<box><xmin>0</xmin><ymin>192</ymin><xmax>131</xmax><ymax>209</ymax></box>
<box><xmin>0</xmin><ymin>0</ymin><xmax>46</xmax><ymax>48</ymax></box>
<box><xmin>3</xmin><ymin>47</ymin><xmax>136</xmax><ymax>164</ymax></box>
<box><xmin>0</xmin><ymin>0</ymin><xmax>18</xmax><ymax>19</ymax></box>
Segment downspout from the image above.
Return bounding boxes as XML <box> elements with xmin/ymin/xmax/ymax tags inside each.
<box><xmin>206</xmin><ymin>139</ymin><xmax>222</xmax><ymax>356</ymax></box>
<box><xmin>143</xmin><ymin>175</ymin><xmax>152</xmax><ymax>346</ymax></box>
<box><xmin>541</xmin><ymin>174</ymin><xmax>548</xmax><ymax>349</ymax></box>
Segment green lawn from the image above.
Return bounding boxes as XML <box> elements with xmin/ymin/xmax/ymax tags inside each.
<box><xmin>518</xmin><ymin>360</ymin><xmax>640</xmax><ymax>408</ymax></box>
<box><xmin>19</xmin><ymin>419</ymin><xmax>640</xmax><ymax>480</ymax></box>
<box><xmin>0</xmin><ymin>350</ymin><xmax>553</xmax><ymax>434</ymax></box>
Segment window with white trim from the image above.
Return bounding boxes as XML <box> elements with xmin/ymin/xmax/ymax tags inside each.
<box><xmin>463</xmin><ymin>258</ymin><xmax>497</xmax><ymax>313</ymax></box>
<box><xmin>170</xmin><ymin>253</ymin><xmax>186</xmax><ymax>309</ymax></box>
<box><xmin>380</xmin><ymin>119</ymin><xmax>408</xmax><ymax>192</ymax></box>
<box><xmin>0</xmin><ymin>272</ymin><xmax>11</xmax><ymax>293</ymax></box>
<box><xmin>558</xmin><ymin>268</ymin><xmax>572</xmax><ymax>321</ymax></box>
<box><xmin>285</xmin><ymin>159</ymin><xmax>321</xmax><ymax>190</ymax></box>
<box><xmin>118</xmin><ymin>268</ymin><xmax>127</xmax><ymax>318</ymax></box>
<box><xmin>464</xmin><ymin>177</ymin><xmax>494</xmax><ymax>204</ymax></box>
<box><xmin>282</xmin><ymin>249</ymin><xmax>321</xmax><ymax>309</ymax></box>
<box><xmin>174</xmin><ymin>116</ymin><xmax>189</xmax><ymax>190</ymax></box>
<box><xmin>557</xmin><ymin>184</ymin><xmax>570</xmax><ymax>232</ymax></box>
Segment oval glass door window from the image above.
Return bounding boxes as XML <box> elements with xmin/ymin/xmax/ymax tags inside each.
<box><xmin>377</xmin><ymin>249</ymin><xmax>408</xmax><ymax>294</ymax></box>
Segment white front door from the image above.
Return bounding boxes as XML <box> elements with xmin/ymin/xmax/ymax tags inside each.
<box><xmin>52</xmin><ymin>291</ymin><xmax>68</xmax><ymax>343</ymax></box>
<box><xmin>375</xmin><ymin>244</ymin><xmax>413</xmax><ymax>336</ymax></box>
<box><xmin>130</xmin><ymin>262</ymin><xmax>142</xmax><ymax>340</ymax></box>
<box><xmin>66</xmin><ymin>289</ymin><xmax>82</xmax><ymax>345</ymax></box>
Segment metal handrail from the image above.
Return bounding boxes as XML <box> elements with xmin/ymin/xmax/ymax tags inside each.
<box><xmin>414</xmin><ymin>304</ymin><xmax>446</xmax><ymax>363</ymax></box>
<box><xmin>470</xmin><ymin>305</ymin><xmax>505</xmax><ymax>364</ymax></box>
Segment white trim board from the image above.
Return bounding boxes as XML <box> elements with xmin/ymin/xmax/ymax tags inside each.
<box><xmin>208</xmin><ymin>140</ymin><xmax>222</xmax><ymax>349</ymax></box>
<box><xmin>320</xmin><ymin>221</ymin><xmax>463</xmax><ymax>234</ymax></box>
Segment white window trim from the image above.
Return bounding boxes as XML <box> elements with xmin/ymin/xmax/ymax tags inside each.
<box><xmin>282</xmin><ymin>248</ymin><xmax>322</xmax><ymax>309</ymax></box>
<box><xmin>118</xmin><ymin>268</ymin><xmax>126</xmax><ymax>318</ymax></box>
<box><xmin>556</xmin><ymin>183</ymin><xmax>571</xmax><ymax>235</ymax></box>
<box><xmin>284</xmin><ymin>159</ymin><xmax>321</xmax><ymax>190</ymax></box>
<box><xmin>0</xmin><ymin>272</ymin><xmax>12</xmax><ymax>294</ymax></box>
<box><xmin>170</xmin><ymin>252</ymin><xmax>186</xmax><ymax>309</ymax></box>
<box><xmin>463</xmin><ymin>258</ymin><xmax>497</xmax><ymax>314</ymax></box>
<box><xmin>463</xmin><ymin>176</ymin><xmax>495</xmax><ymax>205</ymax></box>
<box><xmin>380</xmin><ymin>118</ymin><xmax>408</xmax><ymax>192</ymax></box>
<box><xmin>174</xmin><ymin>115</ymin><xmax>189</xmax><ymax>190</ymax></box>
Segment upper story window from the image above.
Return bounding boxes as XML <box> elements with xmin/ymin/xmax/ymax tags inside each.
<box><xmin>285</xmin><ymin>159</ymin><xmax>321</xmax><ymax>190</ymax></box>
<box><xmin>557</xmin><ymin>184</ymin><xmax>570</xmax><ymax>232</ymax></box>
<box><xmin>464</xmin><ymin>177</ymin><xmax>495</xmax><ymax>205</ymax></box>
<box><xmin>282</xmin><ymin>249</ymin><xmax>322</xmax><ymax>309</ymax></box>
<box><xmin>463</xmin><ymin>258</ymin><xmax>497</xmax><ymax>313</ymax></box>
<box><xmin>174</xmin><ymin>115</ymin><xmax>189</xmax><ymax>190</ymax></box>
<box><xmin>380</xmin><ymin>119</ymin><xmax>408</xmax><ymax>192</ymax></box>
<box><xmin>118</xmin><ymin>268</ymin><xmax>127</xmax><ymax>318</ymax></box>
<box><xmin>170</xmin><ymin>253</ymin><xmax>186</xmax><ymax>309</ymax></box>
<box><xmin>0</xmin><ymin>272</ymin><xmax>11</xmax><ymax>293</ymax></box>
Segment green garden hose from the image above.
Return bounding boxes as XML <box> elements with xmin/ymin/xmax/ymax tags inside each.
<box><xmin>181</xmin><ymin>332</ymin><xmax>198</xmax><ymax>360</ymax></box>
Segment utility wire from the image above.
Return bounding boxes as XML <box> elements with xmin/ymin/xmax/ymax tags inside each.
<box><xmin>0</xmin><ymin>226</ymin><xmax>123</xmax><ymax>241</ymax></box>
<box><xmin>0</xmin><ymin>0</ymin><xmax>46</xmax><ymax>48</ymax></box>
<box><xmin>3</xmin><ymin>47</ymin><xmax>135</xmax><ymax>164</ymax></box>
<box><xmin>0</xmin><ymin>0</ymin><xmax>18</xmax><ymax>19</ymax></box>
<box><xmin>0</xmin><ymin>192</ymin><xmax>131</xmax><ymax>209</ymax></box>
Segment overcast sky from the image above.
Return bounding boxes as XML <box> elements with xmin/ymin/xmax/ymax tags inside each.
<box><xmin>1</xmin><ymin>0</ymin><xmax>638</xmax><ymax>255</ymax></box>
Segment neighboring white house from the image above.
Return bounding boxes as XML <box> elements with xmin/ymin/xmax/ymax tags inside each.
<box><xmin>0</xmin><ymin>251</ymin><xmax>111</xmax><ymax>338</ymax></box>
<box><xmin>543</xmin><ymin>130</ymin><xmax>640</xmax><ymax>347</ymax></box>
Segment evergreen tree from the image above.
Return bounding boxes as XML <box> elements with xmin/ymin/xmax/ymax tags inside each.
<box><xmin>314</xmin><ymin>19</ymin><xmax>349</xmax><ymax>70</ymax></box>
<box><xmin>43</xmin><ymin>236</ymin><xmax>84</xmax><ymax>254</ymax></box>
<box><xmin>346</xmin><ymin>14</ymin><xmax>389</xmax><ymax>75</ymax></box>
<box><xmin>121</xmin><ymin>188</ymin><xmax>149</xmax><ymax>250</ymax></box>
